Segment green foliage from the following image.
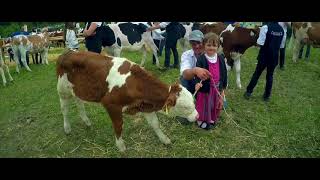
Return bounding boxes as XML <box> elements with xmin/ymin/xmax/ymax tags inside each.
<box><xmin>0</xmin><ymin>23</ymin><xmax>21</xmax><ymax>37</ymax></box>
<box><xmin>0</xmin><ymin>22</ymin><xmax>66</xmax><ymax>37</ymax></box>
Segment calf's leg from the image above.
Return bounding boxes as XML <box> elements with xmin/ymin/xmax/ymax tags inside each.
<box><xmin>144</xmin><ymin>112</ymin><xmax>171</xmax><ymax>145</ymax></box>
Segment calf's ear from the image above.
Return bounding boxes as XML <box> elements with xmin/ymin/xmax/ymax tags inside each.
<box><xmin>175</xmin><ymin>78</ymin><xmax>181</xmax><ymax>85</ymax></box>
<box><xmin>170</xmin><ymin>82</ymin><xmax>182</xmax><ymax>95</ymax></box>
<box><xmin>162</xmin><ymin>82</ymin><xmax>182</xmax><ymax>112</ymax></box>
<box><xmin>163</xmin><ymin>93</ymin><xmax>177</xmax><ymax>111</ymax></box>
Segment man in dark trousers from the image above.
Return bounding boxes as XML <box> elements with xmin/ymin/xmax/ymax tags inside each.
<box><xmin>8</xmin><ymin>48</ymin><xmax>14</xmax><ymax>62</ymax></box>
<box><xmin>244</xmin><ymin>22</ymin><xmax>285</xmax><ymax>102</ymax></box>
<box><xmin>299</xmin><ymin>44</ymin><xmax>311</xmax><ymax>60</ymax></box>
<box><xmin>278</xmin><ymin>22</ymin><xmax>291</xmax><ymax>70</ymax></box>
<box><xmin>147</xmin><ymin>22</ymin><xmax>182</xmax><ymax>70</ymax></box>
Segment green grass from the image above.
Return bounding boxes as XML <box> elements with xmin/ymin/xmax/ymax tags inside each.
<box><xmin>0</xmin><ymin>44</ymin><xmax>320</xmax><ymax>158</ymax></box>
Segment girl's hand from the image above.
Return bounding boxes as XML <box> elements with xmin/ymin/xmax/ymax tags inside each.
<box><xmin>195</xmin><ymin>83</ymin><xmax>203</xmax><ymax>91</ymax></box>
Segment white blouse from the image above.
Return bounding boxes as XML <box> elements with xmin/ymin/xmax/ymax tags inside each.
<box><xmin>205</xmin><ymin>53</ymin><xmax>218</xmax><ymax>63</ymax></box>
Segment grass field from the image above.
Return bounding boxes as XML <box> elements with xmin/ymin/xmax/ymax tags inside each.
<box><xmin>0</xmin><ymin>43</ymin><xmax>319</xmax><ymax>158</ymax></box>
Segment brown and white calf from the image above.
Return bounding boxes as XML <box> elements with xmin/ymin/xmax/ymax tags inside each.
<box><xmin>12</xmin><ymin>32</ymin><xmax>50</xmax><ymax>73</ymax></box>
<box><xmin>220</xmin><ymin>24</ymin><xmax>260</xmax><ymax>88</ymax></box>
<box><xmin>0</xmin><ymin>39</ymin><xmax>13</xmax><ymax>86</ymax></box>
<box><xmin>290</xmin><ymin>22</ymin><xmax>320</xmax><ymax>62</ymax></box>
<box><xmin>56</xmin><ymin>51</ymin><xmax>198</xmax><ymax>152</ymax></box>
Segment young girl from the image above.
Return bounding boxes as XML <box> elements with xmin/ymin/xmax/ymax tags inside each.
<box><xmin>194</xmin><ymin>32</ymin><xmax>228</xmax><ymax>130</ymax></box>
<box><xmin>65</xmin><ymin>22</ymin><xmax>79</xmax><ymax>50</ymax></box>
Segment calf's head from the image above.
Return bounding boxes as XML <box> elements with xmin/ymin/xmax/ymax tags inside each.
<box><xmin>163</xmin><ymin>82</ymin><xmax>198</xmax><ymax>122</ymax></box>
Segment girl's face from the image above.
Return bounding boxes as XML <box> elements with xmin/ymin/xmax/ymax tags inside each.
<box><xmin>204</xmin><ymin>41</ymin><xmax>218</xmax><ymax>56</ymax></box>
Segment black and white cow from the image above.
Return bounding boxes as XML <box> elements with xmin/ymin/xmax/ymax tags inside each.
<box><xmin>103</xmin><ymin>22</ymin><xmax>160</xmax><ymax>68</ymax></box>
<box><xmin>178</xmin><ymin>23</ymin><xmax>192</xmax><ymax>52</ymax></box>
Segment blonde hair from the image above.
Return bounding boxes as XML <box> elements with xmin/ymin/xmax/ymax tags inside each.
<box><xmin>203</xmin><ymin>32</ymin><xmax>220</xmax><ymax>46</ymax></box>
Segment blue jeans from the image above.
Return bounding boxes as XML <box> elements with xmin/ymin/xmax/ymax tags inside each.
<box><xmin>152</xmin><ymin>39</ymin><xmax>165</xmax><ymax>64</ymax></box>
<box><xmin>18</xmin><ymin>51</ymin><xmax>30</xmax><ymax>67</ymax></box>
<box><xmin>180</xmin><ymin>76</ymin><xmax>196</xmax><ymax>95</ymax></box>
<box><xmin>299</xmin><ymin>44</ymin><xmax>311</xmax><ymax>59</ymax></box>
<box><xmin>246</xmin><ymin>58</ymin><xmax>277</xmax><ymax>98</ymax></box>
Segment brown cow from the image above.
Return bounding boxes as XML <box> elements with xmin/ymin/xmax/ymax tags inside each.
<box><xmin>12</xmin><ymin>31</ymin><xmax>50</xmax><ymax>73</ymax></box>
<box><xmin>290</xmin><ymin>22</ymin><xmax>320</xmax><ymax>62</ymax></box>
<box><xmin>220</xmin><ymin>24</ymin><xmax>260</xmax><ymax>88</ymax></box>
<box><xmin>200</xmin><ymin>22</ymin><xmax>226</xmax><ymax>35</ymax></box>
<box><xmin>56</xmin><ymin>51</ymin><xmax>198</xmax><ymax>152</ymax></box>
<box><xmin>0</xmin><ymin>39</ymin><xmax>13</xmax><ymax>86</ymax></box>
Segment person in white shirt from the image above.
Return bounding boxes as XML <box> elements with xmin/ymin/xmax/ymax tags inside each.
<box><xmin>278</xmin><ymin>22</ymin><xmax>291</xmax><ymax>70</ymax></box>
<box><xmin>179</xmin><ymin>30</ymin><xmax>211</xmax><ymax>94</ymax></box>
<box><xmin>244</xmin><ymin>22</ymin><xmax>286</xmax><ymax>102</ymax></box>
<box><xmin>65</xmin><ymin>22</ymin><xmax>79</xmax><ymax>50</ymax></box>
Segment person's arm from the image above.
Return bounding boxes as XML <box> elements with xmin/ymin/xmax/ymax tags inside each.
<box><xmin>180</xmin><ymin>52</ymin><xmax>211</xmax><ymax>80</ymax></box>
<box><xmin>183</xmin><ymin>67</ymin><xmax>211</xmax><ymax>81</ymax></box>
<box><xmin>182</xmin><ymin>68</ymin><xmax>196</xmax><ymax>80</ymax></box>
<box><xmin>256</xmin><ymin>25</ymin><xmax>268</xmax><ymax>46</ymax></box>
<box><xmin>83</xmin><ymin>23</ymin><xmax>98</xmax><ymax>37</ymax></box>
<box><xmin>147</xmin><ymin>22</ymin><xmax>169</xmax><ymax>31</ymax></box>
<box><xmin>180</xmin><ymin>52</ymin><xmax>194</xmax><ymax>79</ymax></box>
<box><xmin>147</xmin><ymin>24</ymin><xmax>161</xmax><ymax>31</ymax></box>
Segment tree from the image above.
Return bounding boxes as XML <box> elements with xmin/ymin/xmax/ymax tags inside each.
<box><xmin>0</xmin><ymin>22</ymin><xmax>65</xmax><ymax>37</ymax></box>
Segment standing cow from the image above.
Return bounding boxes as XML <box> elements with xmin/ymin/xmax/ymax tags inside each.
<box><xmin>220</xmin><ymin>24</ymin><xmax>260</xmax><ymax>88</ymax></box>
<box><xmin>0</xmin><ymin>39</ymin><xmax>13</xmax><ymax>86</ymax></box>
<box><xmin>290</xmin><ymin>22</ymin><xmax>320</xmax><ymax>62</ymax></box>
<box><xmin>56</xmin><ymin>51</ymin><xmax>198</xmax><ymax>152</ymax></box>
<box><xmin>103</xmin><ymin>22</ymin><xmax>161</xmax><ymax>68</ymax></box>
<box><xmin>12</xmin><ymin>31</ymin><xmax>50</xmax><ymax>73</ymax></box>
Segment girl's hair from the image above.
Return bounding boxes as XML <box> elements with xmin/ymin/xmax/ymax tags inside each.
<box><xmin>203</xmin><ymin>32</ymin><xmax>220</xmax><ymax>46</ymax></box>
<box><xmin>64</xmin><ymin>22</ymin><xmax>77</xmax><ymax>40</ymax></box>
